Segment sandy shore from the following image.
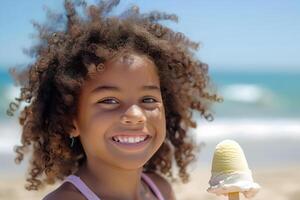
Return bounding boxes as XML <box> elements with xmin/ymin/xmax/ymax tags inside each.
<box><xmin>1</xmin><ymin>119</ymin><xmax>300</xmax><ymax>199</ymax></box>
<box><xmin>1</xmin><ymin>165</ymin><xmax>299</xmax><ymax>200</ymax></box>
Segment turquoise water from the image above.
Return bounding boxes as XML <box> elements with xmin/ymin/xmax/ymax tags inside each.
<box><xmin>210</xmin><ymin>70</ymin><xmax>300</xmax><ymax>118</ymax></box>
<box><xmin>1</xmin><ymin>67</ymin><xmax>300</xmax><ymax>119</ymax></box>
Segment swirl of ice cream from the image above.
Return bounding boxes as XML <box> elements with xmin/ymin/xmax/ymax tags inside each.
<box><xmin>207</xmin><ymin>140</ymin><xmax>260</xmax><ymax>198</ymax></box>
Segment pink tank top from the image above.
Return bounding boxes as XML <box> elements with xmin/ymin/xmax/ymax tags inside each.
<box><xmin>63</xmin><ymin>173</ymin><xmax>165</xmax><ymax>200</ymax></box>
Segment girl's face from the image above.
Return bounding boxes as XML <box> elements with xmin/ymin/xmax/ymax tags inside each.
<box><xmin>72</xmin><ymin>53</ymin><xmax>166</xmax><ymax>170</ymax></box>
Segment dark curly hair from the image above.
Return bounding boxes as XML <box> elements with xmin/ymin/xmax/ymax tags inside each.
<box><xmin>7</xmin><ymin>0</ymin><xmax>222</xmax><ymax>191</ymax></box>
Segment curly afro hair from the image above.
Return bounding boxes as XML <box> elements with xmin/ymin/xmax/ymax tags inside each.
<box><xmin>7</xmin><ymin>0</ymin><xmax>222</xmax><ymax>191</ymax></box>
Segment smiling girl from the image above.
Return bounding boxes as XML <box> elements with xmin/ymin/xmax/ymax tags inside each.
<box><xmin>7</xmin><ymin>0</ymin><xmax>220</xmax><ymax>199</ymax></box>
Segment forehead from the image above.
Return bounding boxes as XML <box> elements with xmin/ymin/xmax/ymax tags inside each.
<box><xmin>84</xmin><ymin>53</ymin><xmax>160</xmax><ymax>89</ymax></box>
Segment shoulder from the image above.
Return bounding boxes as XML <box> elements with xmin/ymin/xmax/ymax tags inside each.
<box><xmin>145</xmin><ymin>172</ymin><xmax>176</xmax><ymax>200</ymax></box>
<box><xmin>42</xmin><ymin>182</ymin><xmax>85</xmax><ymax>200</ymax></box>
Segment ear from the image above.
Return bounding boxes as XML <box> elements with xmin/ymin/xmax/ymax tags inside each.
<box><xmin>70</xmin><ymin>119</ymin><xmax>80</xmax><ymax>137</ymax></box>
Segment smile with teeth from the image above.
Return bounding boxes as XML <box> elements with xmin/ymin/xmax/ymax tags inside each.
<box><xmin>112</xmin><ymin>135</ymin><xmax>149</xmax><ymax>144</ymax></box>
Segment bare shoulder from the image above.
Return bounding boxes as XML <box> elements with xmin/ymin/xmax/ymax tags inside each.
<box><xmin>145</xmin><ymin>172</ymin><xmax>176</xmax><ymax>200</ymax></box>
<box><xmin>42</xmin><ymin>182</ymin><xmax>85</xmax><ymax>200</ymax></box>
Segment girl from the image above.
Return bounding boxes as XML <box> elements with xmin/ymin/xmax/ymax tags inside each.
<box><xmin>8</xmin><ymin>0</ymin><xmax>221</xmax><ymax>199</ymax></box>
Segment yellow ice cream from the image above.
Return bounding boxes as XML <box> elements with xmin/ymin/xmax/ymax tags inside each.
<box><xmin>207</xmin><ymin>139</ymin><xmax>260</xmax><ymax>198</ymax></box>
<box><xmin>211</xmin><ymin>140</ymin><xmax>249</xmax><ymax>174</ymax></box>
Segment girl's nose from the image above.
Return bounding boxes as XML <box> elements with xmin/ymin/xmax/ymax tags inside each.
<box><xmin>120</xmin><ymin>105</ymin><xmax>146</xmax><ymax>125</ymax></box>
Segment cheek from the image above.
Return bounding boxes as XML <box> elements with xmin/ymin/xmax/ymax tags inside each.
<box><xmin>84</xmin><ymin>110</ymin><xmax>117</xmax><ymax>135</ymax></box>
<box><xmin>147</xmin><ymin>105</ymin><xmax>166</xmax><ymax>136</ymax></box>
<box><xmin>80</xmin><ymin>111</ymin><xmax>117</xmax><ymax>153</ymax></box>
<box><xmin>81</xmin><ymin>109</ymin><xmax>116</xmax><ymax>138</ymax></box>
<box><xmin>147</xmin><ymin>104</ymin><xmax>165</xmax><ymax>119</ymax></box>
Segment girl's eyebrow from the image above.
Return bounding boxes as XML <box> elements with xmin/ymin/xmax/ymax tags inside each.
<box><xmin>90</xmin><ymin>85</ymin><xmax>161</xmax><ymax>94</ymax></box>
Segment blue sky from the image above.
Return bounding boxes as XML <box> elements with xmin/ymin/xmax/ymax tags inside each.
<box><xmin>0</xmin><ymin>0</ymin><xmax>299</xmax><ymax>71</ymax></box>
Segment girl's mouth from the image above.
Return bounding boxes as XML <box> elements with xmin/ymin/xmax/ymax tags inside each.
<box><xmin>110</xmin><ymin>135</ymin><xmax>152</xmax><ymax>152</ymax></box>
<box><xmin>112</xmin><ymin>135</ymin><xmax>148</xmax><ymax>143</ymax></box>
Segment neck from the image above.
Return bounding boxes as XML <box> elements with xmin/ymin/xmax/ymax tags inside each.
<box><xmin>75</xmin><ymin>158</ymin><xmax>148</xmax><ymax>200</ymax></box>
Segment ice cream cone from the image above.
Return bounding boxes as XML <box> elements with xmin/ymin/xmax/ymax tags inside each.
<box><xmin>207</xmin><ymin>140</ymin><xmax>260</xmax><ymax>198</ymax></box>
<box><xmin>228</xmin><ymin>192</ymin><xmax>239</xmax><ymax>200</ymax></box>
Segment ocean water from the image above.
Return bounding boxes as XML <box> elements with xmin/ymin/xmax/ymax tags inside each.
<box><xmin>1</xmin><ymin>68</ymin><xmax>300</xmax><ymax>119</ymax></box>
<box><xmin>1</xmin><ymin>67</ymin><xmax>300</xmax><ymax>169</ymax></box>
<box><xmin>210</xmin><ymin>70</ymin><xmax>300</xmax><ymax>118</ymax></box>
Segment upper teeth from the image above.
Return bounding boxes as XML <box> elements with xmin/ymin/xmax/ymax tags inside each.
<box><xmin>113</xmin><ymin>136</ymin><xmax>147</xmax><ymax>143</ymax></box>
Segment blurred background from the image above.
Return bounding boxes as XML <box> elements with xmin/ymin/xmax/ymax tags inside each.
<box><xmin>0</xmin><ymin>0</ymin><xmax>299</xmax><ymax>199</ymax></box>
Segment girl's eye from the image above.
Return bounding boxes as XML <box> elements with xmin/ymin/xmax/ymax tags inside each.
<box><xmin>97</xmin><ymin>97</ymin><xmax>157</xmax><ymax>105</ymax></box>
<box><xmin>98</xmin><ymin>98</ymin><xmax>119</xmax><ymax>104</ymax></box>
<box><xmin>143</xmin><ymin>97</ymin><xmax>158</xmax><ymax>103</ymax></box>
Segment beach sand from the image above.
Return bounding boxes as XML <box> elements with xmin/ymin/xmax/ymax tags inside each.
<box><xmin>1</xmin><ymin>120</ymin><xmax>300</xmax><ymax>200</ymax></box>
<box><xmin>1</xmin><ymin>165</ymin><xmax>299</xmax><ymax>200</ymax></box>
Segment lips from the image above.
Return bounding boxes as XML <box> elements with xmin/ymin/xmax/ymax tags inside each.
<box><xmin>108</xmin><ymin>131</ymin><xmax>152</xmax><ymax>151</ymax></box>
<box><xmin>112</xmin><ymin>135</ymin><xmax>149</xmax><ymax>143</ymax></box>
<box><xmin>110</xmin><ymin>131</ymin><xmax>151</xmax><ymax>139</ymax></box>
